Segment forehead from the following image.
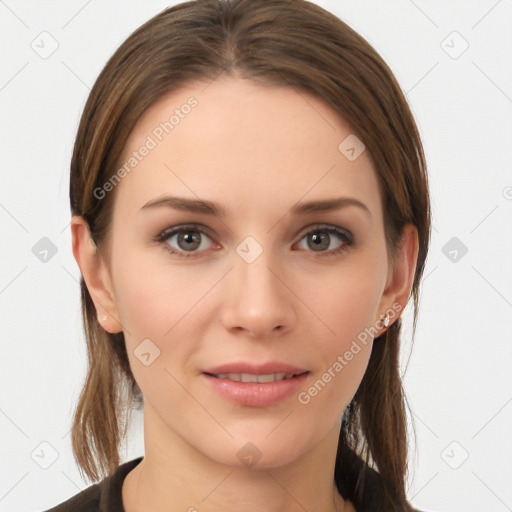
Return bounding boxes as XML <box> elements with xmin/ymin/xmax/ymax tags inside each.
<box><xmin>113</xmin><ymin>77</ymin><xmax>382</xmax><ymax>220</ymax></box>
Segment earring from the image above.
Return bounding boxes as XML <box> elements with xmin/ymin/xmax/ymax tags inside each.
<box><xmin>382</xmin><ymin>313</ymin><xmax>390</xmax><ymax>328</ymax></box>
<box><xmin>102</xmin><ymin>315</ymin><xmax>108</xmax><ymax>321</ymax></box>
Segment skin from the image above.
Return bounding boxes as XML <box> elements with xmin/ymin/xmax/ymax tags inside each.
<box><xmin>71</xmin><ymin>76</ymin><xmax>418</xmax><ymax>512</ymax></box>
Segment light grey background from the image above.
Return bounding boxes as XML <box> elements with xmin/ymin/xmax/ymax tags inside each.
<box><xmin>1</xmin><ymin>1</ymin><xmax>511</xmax><ymax>511</ymax></box>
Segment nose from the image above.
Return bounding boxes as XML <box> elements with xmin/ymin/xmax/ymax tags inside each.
<box><xmin>220</xmin><ymin>250</ymin><xmax>296</xmax><ymax>339</ymax></box>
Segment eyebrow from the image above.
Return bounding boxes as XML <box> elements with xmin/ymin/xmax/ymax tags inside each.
<box><xmin>140</xmin><ymin>195</ymin><xmax>371</xmax><ymax>217</ymax></box>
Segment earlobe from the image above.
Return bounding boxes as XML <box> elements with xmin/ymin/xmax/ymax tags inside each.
<box><xmin>377</xmin><ymin>224</ymin><xmax>419</xmax><ymax>333</ymax></box>
<box><xmin>70</xmin><ymin>215</ymin><xmax>123</xmax><ymax>334</ymax></box>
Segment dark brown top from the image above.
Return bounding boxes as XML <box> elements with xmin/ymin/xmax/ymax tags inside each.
<box><xmin>42</xmin><ymin>456</ymin><xmax>427</xmax><ymax>512</ymax></box>
<box><xmin>42</xmin><ymin>457</ymin><xmax>143</xmax><ymax>512</ymax></box>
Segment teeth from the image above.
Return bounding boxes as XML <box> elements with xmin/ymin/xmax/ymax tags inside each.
<box><xmin>213</xmin><ymin>372</ymin><xmax>296</xmax><ymax>383</ymax></box>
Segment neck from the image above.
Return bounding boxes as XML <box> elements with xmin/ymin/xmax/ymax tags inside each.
<box><xmin>123</xmin><ymin>403</ymin><xmax>347</xmax><ymax>512</ymax></box>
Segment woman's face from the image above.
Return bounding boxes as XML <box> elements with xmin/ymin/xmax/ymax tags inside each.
<box><xmin>86</xmin><ymin>77</ymin><xmax>407</xmax><ymax>468</ymax></box>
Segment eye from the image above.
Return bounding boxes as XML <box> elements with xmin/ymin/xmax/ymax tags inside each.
<box><xmin>154</xmin><ymin>223</ymin><xmax>354</xmax><ymax>259</ymax></box>
<box><xmin>295</xmin><ymin>224</ymin><xmax>354</xmax><ymax>256</ymax></box>
<box><xmin>154</xmin><ymin>224</ymin><xmax>217</xmax><ymax>258</ymax></box>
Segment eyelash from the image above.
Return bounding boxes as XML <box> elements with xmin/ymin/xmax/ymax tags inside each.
<box><xmin>153</xmin><ymin>223</ymin><xmax>354</xmax><ymax>259</ymax></box>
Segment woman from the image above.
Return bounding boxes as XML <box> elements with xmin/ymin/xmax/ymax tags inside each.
<box><xmin>45</xmin><ymin>0</ymin><xmax>431</xmax><ymax>510</ymax></box>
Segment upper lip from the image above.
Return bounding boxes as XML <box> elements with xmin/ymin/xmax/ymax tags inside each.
<box><xmin>202</xmin><ymin>362</ymin><xmax>309</xmax><ymax>376</ymax></box>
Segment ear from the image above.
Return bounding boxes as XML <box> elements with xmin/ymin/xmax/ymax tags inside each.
<box><xmin>70</xmin><ymin>214</ymin><xmax>123</xmax><ymax>334</ymax></box>
<box><xmin>376</xmin><ymin>223</ymin><xmax>419</xmax><ymax>334</ymax></box>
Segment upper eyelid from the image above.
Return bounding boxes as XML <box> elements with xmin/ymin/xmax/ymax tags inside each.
<box><xmin>156</xmin><ymin>223</ymin><xmax>216</xmax><ymax>242</ymax></box>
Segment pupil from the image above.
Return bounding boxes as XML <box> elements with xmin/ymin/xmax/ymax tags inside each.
<box><xmin>180</xmin><ymin>231</ymin><xmax>200</xmax><ymax>249</ymax></box>
<box><xmin>310</xmin><ymin>231</ymin><xmax>328</xmax><ymax>251</ymax></box>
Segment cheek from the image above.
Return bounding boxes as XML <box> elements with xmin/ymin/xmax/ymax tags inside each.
<box><xmin>111</xmin><ymin>265</ymin><xmax>192</xmax><ymax>410</ymax></box>
<box><xmin>300</xmin><ymin>263</ymin><xmax>383</xmax><ymax>405</ymax></box>
<box><xmin>308</xmin><ymin>262</ymin><xmax>384</xmax><ymax>342</ymax></box>
<box><xmin>111</xmin><ymin>245</ymin><xmax>211</xmax><ymax>336</ymax></box>
<box><xmin>110</xmin><ymin>251</ymin><xmax>214</xmax><ymax>384</ymax></box>
<box><xmin>300</xmin><ymin>346</ymin><xmax>373</xmax><ymax>419</ymax></box>
<box><xmin>112</xmin><ymin>265</ymin><xmax>163</xmax><ymax>336</ymax></box>
<box><xmin>298</xmin><ymin>278</ymin><xmax>377</xmax><ymax>412</ymax></box>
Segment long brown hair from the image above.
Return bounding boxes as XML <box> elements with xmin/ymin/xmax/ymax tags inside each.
<box><xmin>69</xmin><ymin>1</ymin><xmax>430</xmax><ymax>510</ymax></box>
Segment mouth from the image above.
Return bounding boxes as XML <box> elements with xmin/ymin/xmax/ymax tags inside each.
<box><xmin>203</xmin><ymin>371</ymin><xmax>309</xmax><ymax>383</ymax></box>
<box><xmin>201</xmin><ymin>370</ymin><xmax>311</xmax><ymax>407</ymax></box>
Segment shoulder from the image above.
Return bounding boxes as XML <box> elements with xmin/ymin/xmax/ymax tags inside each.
<box><xmin>40</xmin><ymin>457</ymin><xmax>143</xmax><ymax>512</ymax></box>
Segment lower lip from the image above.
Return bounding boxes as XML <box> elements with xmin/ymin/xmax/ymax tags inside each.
<box><xmin>202</xmin><ymin>372</ymin><xmax>309</xmax><ymax>407</ymax></box>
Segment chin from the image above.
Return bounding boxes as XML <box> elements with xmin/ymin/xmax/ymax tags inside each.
<box><xmin>202</xmin><ymin>434</ymin><xmax>310</xmax><ymax>470</ymax></box>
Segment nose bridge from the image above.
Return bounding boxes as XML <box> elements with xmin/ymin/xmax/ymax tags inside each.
<box><xmin>238</xmin><ymin>251</ymin><xmax>279</xmax><ymax>303</ymax></box>
<box><xmin>221</xmin><ymin>236</ymin><xmax>295</xmax><ymax>336</ymax></box>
